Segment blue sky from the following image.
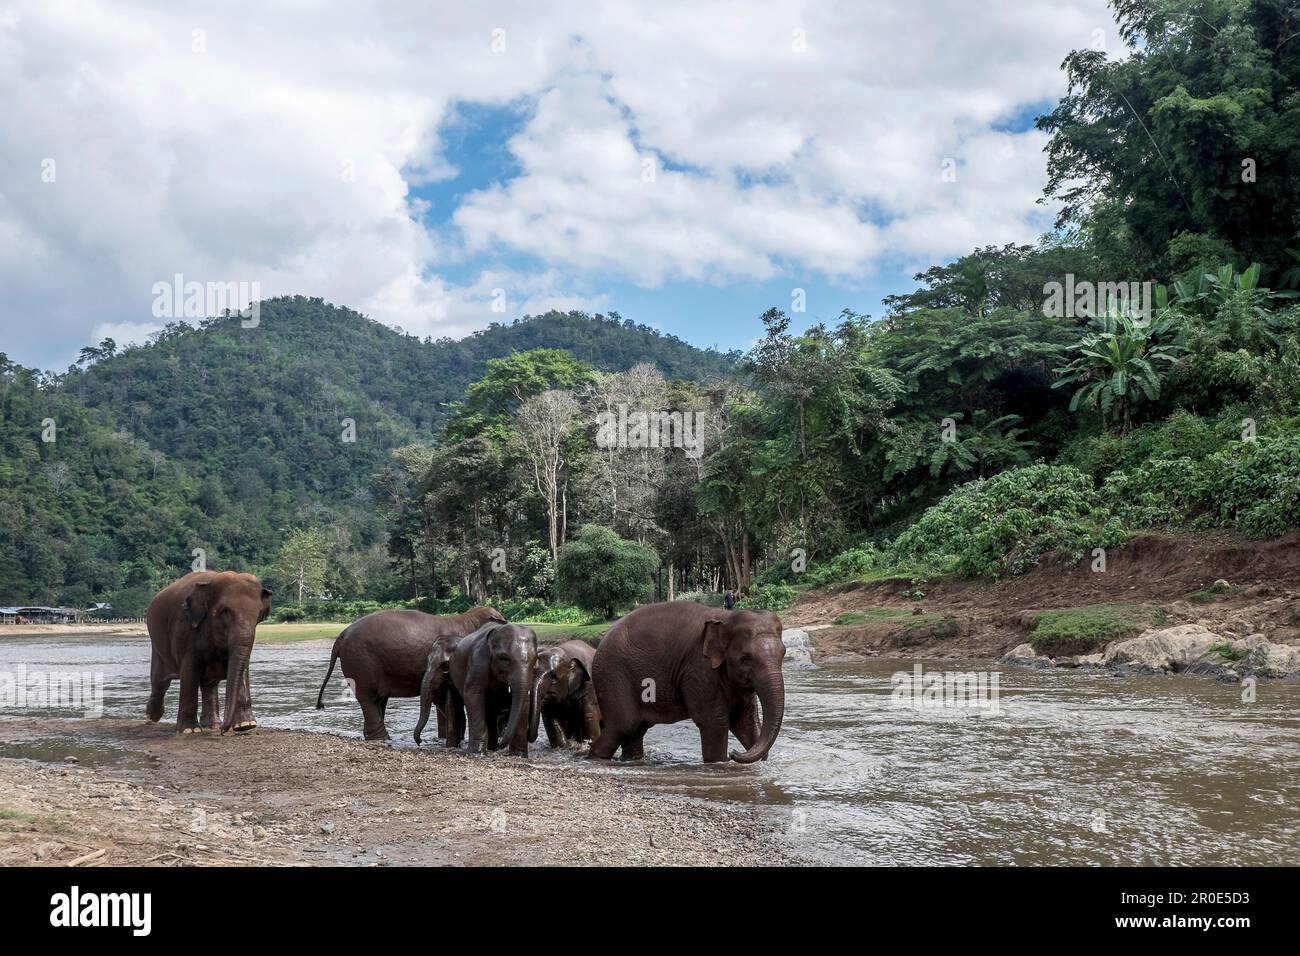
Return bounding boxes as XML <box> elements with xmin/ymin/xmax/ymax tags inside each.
<box><xmin>406</xmin><ymin>96</ymin><xmax>1057</xmax><ymax>353</ymax></box>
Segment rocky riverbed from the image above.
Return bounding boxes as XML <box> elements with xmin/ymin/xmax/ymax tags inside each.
<box><xmin>1001</xmin><ymin>623</ymin><xmax>1300</xmax><ymax>680</ymax></box>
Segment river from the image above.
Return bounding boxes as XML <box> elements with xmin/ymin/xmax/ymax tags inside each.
<box><xmin>2</xmin><ymin>634</ymin><xmax>1298</xmax><ymax>865</ymax></box>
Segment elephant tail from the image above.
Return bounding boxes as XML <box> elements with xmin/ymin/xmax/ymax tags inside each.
<box><xmin>315</xmin><ymin>636</ymin><xmax>343</xmax><ymax>710</ymax></box>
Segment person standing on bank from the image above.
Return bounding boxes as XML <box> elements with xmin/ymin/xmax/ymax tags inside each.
<box><xmin>724</xmin><ymin>590</ymin><xmax>736</xmax><ymax>610</ymax></box>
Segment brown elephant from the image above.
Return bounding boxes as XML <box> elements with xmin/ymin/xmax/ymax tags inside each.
<box><xmin>529</xmin><ymin>641</ymin><xmax>600</xmax><ymax>748</ymax></box>
<box><xmin>588</xmin><ymin>602</ymin><xmax>785</xmax><ymax>764</ymax></box>
<box><xmin>412</xmin><ymin>633</ymin><xmax>467</xmax><ymax>746</ymax></box>
<box><xmin>146</xmin><ymin>571</ymin><xmax>272</xmax><ymax>735</ymax></box>
<box><xmin>315</xmin><ymin>606</ymin><xmax>505</xmax><ymax>740</ymax></box>
<box><xmin>448</xmin><ymin>621</ymin><xmax>537</xmax><ymax>756</ymax></box>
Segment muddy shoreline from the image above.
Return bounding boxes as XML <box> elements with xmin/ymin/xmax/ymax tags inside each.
<box><xmin>786</xmin><ymin>532</ymin><xmax>1300</xmax><ymax>667</ymax></box>
<box><xmin>0</xmin><ymin>719</ymin><xmax>787</xmax><ymax>867</ymax></box>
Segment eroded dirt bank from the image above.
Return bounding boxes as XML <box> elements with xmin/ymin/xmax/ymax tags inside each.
<box><xmin>0</xmin><ymin>719</ymin><xmax>783</xmax><ymax>867</ymax></box>
<box><xmin>783</xmin><ymin>531</ymin><xmax>1300</xmax><ymax>661</ymax></box>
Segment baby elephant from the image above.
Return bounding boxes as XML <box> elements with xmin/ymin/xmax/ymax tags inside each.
<box><xmin>413</xmin><ymin>633</ymin><xmax>466</xmax><ymax>747</ymax></box>
<box><xmin>447</xmin><ymin>622</ymin><xmax>538</xmax><ymax>756</ymax></box>
<box><xmin>530</xmin><ymin>641</ymin><xmax>600</xmax><ymax>748</ymax></box>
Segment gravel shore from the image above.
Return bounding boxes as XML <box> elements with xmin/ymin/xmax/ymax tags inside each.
<box><xmin>0</xmin><ymin>719</ymin><xmax>787</xmax><ymax>866</ymax></box>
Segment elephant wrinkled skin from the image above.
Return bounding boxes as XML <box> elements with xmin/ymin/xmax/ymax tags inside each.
<box><xmin>448</xmin><ymin>622</ymin><xmax>537</xmax><ymax>756</ymax></box>
<box><xmin>588</xmin><ymin>602</ymin><xmax>785</xmax><ymax>764</ymax></box>
<box><xmin>316</xmin><ymin>606</ymin><xmax>505</xmax><ymax>740</ymax></box>
<box><xmin>529</xmin><ymin>641</ymin><xmax>600</xmax><ymax>748</ymax></box>
<box><xmin>146</xmin><ymin>571</ymin><xmax>272</xmax><ymax>735</ymax></box>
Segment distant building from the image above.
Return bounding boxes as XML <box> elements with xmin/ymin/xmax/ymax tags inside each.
<box><xmin>0</xmin><ymin>606</ymin><xmax>85</xmax><ymax>624</ymax></box>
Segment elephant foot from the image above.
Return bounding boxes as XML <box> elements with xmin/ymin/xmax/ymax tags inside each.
<box><xmin>179</xmin><ymin>725</ymin><xmax>208</xmax><ymax>735</ymax></box>
<box><xmin>233</xmin><ymin>720</ymin><xmax>257</xmax><ymax>733</ymax></box>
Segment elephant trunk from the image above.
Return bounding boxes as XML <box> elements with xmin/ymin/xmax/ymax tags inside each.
<box><xmin>502</xmin><ymin>659</ymin><xmax>532</xmax><ymax>756</ymax></box>
<box><xmin>221</xmin><ymin>641</ymin><xmax>253</xmax><ymax>734</ymax></box>
<box><xmin>729</xmin><ymin>669</ymin><xmax>784</xmax><ymax>764</ymax></box>
<box><xmin>528</xmin><ymin>668</ymin><xmax>546</xmax><ymax>744</ymax></box>
<box><xmin>414</xmin><ymin>665</ymin><xmax>438</xmax><ymax>745</ymax></box>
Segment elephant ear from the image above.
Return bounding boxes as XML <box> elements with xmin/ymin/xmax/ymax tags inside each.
<box><xmin>570</xmin><ymin>654</ymin><xmax>592</xmax><ymax>683</ymax></box>
<box><xmin>184</xmin><ymin>582</ymin><xmax>211</xmax><ymax>629</ymax></box>
<box><xmin>258</xmin><ymin>587</ymin><xmax>273</xmax><ymax>623</ymax></box>
<box><xmin>702</xmin><ymin>618</ymin><xmax>728</xmax><ymax>669</ymax></box>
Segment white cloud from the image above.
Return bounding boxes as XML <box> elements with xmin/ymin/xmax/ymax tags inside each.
<box><xmin>0</xmin><ymin>0</ymin><xmax>1116</xmax><ymax>367</ymax></box>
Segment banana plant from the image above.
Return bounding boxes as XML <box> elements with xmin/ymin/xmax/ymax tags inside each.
<box><xmin>1052</xmin><ymin>310</ymin><xmax>1185</xmax><ymax>432</ymax></box>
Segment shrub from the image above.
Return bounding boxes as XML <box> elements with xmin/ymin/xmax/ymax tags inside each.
<box><xmin>1101</xmin><ymin>434</ymin><xmax>1300</xmax><ymax>538</ymax></box>
<box><xmin>888</xmin><ymin>465</ymin><xmax>1128</xmax><ymax>577</ymax></box>
<box><xmin>803</xmin><ymin>545</ymin><xmax>882</xmax><ymax>586</ymax></box>
<box><xmin>674</xmin><ymin>591</ymin><xmax>724</xmax><ymax>607</ymax></box>
<box><xmin>736</xmin><ymin>583</ymin><xmax>797</xmax><ymax>612</ymax></box>
<box><xmin>557</xmin><ymin>525</ymin><xmax>659</xmax><ymax>619</ymax></box>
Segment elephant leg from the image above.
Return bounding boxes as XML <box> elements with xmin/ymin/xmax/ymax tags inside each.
<box><xmin>729</xmin><ymin>694</ymin><xmax>759</xmax><ymax>752</ymax></box>
<box><xmin>543</xmin><ymin>710</ymin><xmax>567</xmax><ymax>748</ymax></box>
<box><xmin>580</xmin><ymin>695</ymin><xmax>601</xmax><ymax>744</ymax></box>
<box><xmin>435</xmin><ymin>703</ymin><xmax>448</xmax><ymax>741</ymax></box>
<box><xmin>199</xmin><ymin>680</ymin><xmax>219</xmax><ymax>730</ymax></box>
<box><xmin>358</xmin><ymin>688</ymin><xmax>390</xmax><ymax>741</ymax></box>
<box><xmin>620</xmin><ymin>722</ymin><xmax>651</xmax><ymax>761</ymax></box>
<box><xmin>146</xmin><ymin>655</ymin><xmax>170</xmax><ymax>722</ymax></box>
<box><xmin>446</xmin><ymin>689</ymin><xmax>466</xmax><ymax>749</ymax></box>
<box><xmin>176</xmin><ymin>655</ymin><xmax>202</xmax><ymax>735</ymax></box>
<box><xmin>696</xmin><ymin>718</ymin><xmax>730</xmax><ymax>763</ymax></box>
<box><xmin>588</xmin><ymin>727</ymin><xmax>622</xmax><ymax>760</ymax></box>
<box><xmin>464</xmin><ymin>687</ymin><xmax>490</xmax><ymax>754</ymax></box>
<box><xmin>493</xmin><ymin>706</ymin><xmax>509</xmax><ymax>749</ymax></box>
<box><xmin>233</xmin><ymin>665</ymin><xmax>256</xmax><ymax>732</ymax></box>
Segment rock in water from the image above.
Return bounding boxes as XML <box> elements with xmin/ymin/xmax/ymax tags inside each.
<box><xmin>1101</xmin><ymin>623</ymin><xmax>1221</xmax><ymax>673</ymax></box>
<box><xmin>1230</xmin><ymin>634</ymin><xmax>1300</xmax><ymax>678</ymax></box>
<box><xmin>1098</xmin><ymin>624</ymin><xmax>1300</xmax><ymax>678</ymax></box>
<box><xmin>999</xmin><ymin>643</ymin><xmax>1052</xmax><ymax>667</ymax></box>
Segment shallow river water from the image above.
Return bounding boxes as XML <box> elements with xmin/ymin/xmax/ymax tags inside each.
<box><xmin>3</xmin><ymin>634</ymin><xmax>1298</xmax><ymax>865</ymax></box>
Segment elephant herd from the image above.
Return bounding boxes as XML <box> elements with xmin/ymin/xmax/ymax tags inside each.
<box><xmin>145</xmin><ymin>570</ymin><xmax>786</xmax><ymax>764</ymax></box>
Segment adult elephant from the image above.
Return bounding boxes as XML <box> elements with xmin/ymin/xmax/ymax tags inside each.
<box><xmin>315</xmin><ymin>607</ymin><xmax>505</xmax><ymax>741</ymax></box>
<box><xmin>146</xmin><ymin>571</ymin><xmax>272</xmax><ymax>735</ymax></box>
<box><xmin>412</xmin><ymin>633</ymin><xmax>467</xmax><ymax>747</ymax></box>
<box><xmin>529</xmin><ymin>641</ymin><xmax>600</xmax><ymax>748</ymax></box>
<box><xmin>588</xmin><ymin>602</ymin><xmax>785</xmax><ymax>764</ymax></box>
<box><xmin>448</xmin><ymin>621</ymin><xmax>537</xmax><ymax>756</ymax></box>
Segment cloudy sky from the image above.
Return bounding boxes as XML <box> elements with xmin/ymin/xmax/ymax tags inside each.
<box><xmin>0</xmin><ymin>0</ymin><xmax>1118</xmax><ymax>370</ymax></box>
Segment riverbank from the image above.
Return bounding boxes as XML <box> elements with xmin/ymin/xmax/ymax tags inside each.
<box><xmin>785</xmin><ymin>531</ymin><xmax>1300</xmax><ymax>669</ymax></box>
<box><xmin>0</xmin><ymin>623</ymin><xmax>146</xmax><ymax>638</ymax></box>
<box><xmin>0</xmin><ymin>718</ymin><xmax>783</xmax><ymax>867</ymax></box>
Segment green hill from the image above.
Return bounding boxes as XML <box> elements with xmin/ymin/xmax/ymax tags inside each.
<box><xmin>0</xmin><ymin>298</ymin><xmax>732</xmax><ymax>610</ymax></box>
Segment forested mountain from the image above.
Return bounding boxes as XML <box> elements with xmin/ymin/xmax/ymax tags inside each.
<box><xmin>0</xmin><ymin>301</ymin><xmax>733</xmax><ymax>611</ymax></box>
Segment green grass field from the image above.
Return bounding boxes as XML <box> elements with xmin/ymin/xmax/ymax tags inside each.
<box><xmin>256</xmin><ymin>622</ymin><xmax>347</xmax><ymax>643</ymax></box>
<box><xmin>520</xmin><ymin>621</ymin><xmax>611</xmax><ymax>645</ymax></box>
<box><xmin>256</xmin><ymin>619</ymin><xmax>611</xmax><ymax>646</ymax></box>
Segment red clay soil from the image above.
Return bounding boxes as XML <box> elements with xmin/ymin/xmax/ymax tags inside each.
<box><xmin>783</xmin><ymin>531</ymin><xmax>1300</xmax><ymax>661</ymax></box>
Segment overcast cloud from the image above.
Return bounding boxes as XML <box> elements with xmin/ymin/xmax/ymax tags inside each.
<box><xmin>0</xmin><ymin>0</ymin><xmax>1117</xmax><ymax>368</ymax></box>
